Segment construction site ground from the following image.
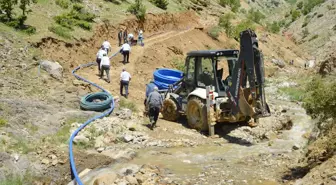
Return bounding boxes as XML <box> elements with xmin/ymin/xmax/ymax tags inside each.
<box><xmin>0</xmin><ymin>11</ymin><xmax>333</xmax><ymax>185</ymax></box>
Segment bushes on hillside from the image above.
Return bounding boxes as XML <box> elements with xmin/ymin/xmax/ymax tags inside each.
<box><xmin>219</xmin><ymin>0</ymin><xmax>240</xmax><ymax>12</ymax></box>
<box><xmin>0</xmin><ymin>0</ymin><xmax>37</xmax><ymax>34</ymax></box>
<box><xmin>291</xmin><ymin>9</ymin><xmax>301</xmax><ymax>22</ymax></box>
<box><xmin>302</xmin><ymin>0</ymin><xmax>325</xmax><ymax>15</ymax></box>
<box><xmin>219</xmin><ymin>13</ymin><xmax>234</xmax><ymax>37</ymax></box>
<box><xmin>247</xmin><ymin>8</ymin><xmax>265</xmax><ymax>24</ymax></box>
<box><xmin>149</xmin><ymin>0</ymin><xmax>168</xmax><ymax>10</ymax></box>
<box><xmin>218</xmin><ymin>13</ymin><xmax>255</xmax><ymax>40</ymax></box>
<box><xmin>208</xmin><ymin>26</ymin><xmax>221</xmax><ymax>39</ymax></box>
<box><xmin>303</xmin><ymin>76</ymin><xmax>336</xmax><ymax>121</ymax></box>
<box><xmin>266</xmin><ymin>21</ymin><xmax>281</xmax><ymax>33</ymax></box>
<box><xmin>53</xmin><ymin>3</ymin><xmax>96</xmax><ymax>30</ymax></box>
<box><xmin>127</xmin><ymin>0</ymin><xmax>146</xmax><ymax>22</ymax></box>
<box><xmin>56</xmin><ymin>0</ymin><xmax>70</xmax><ymax>9</ymax></box>
<box><xmin>49</xmin><ymin>25</ymin><xmax>72</xmax><ymax>39</ymax></box>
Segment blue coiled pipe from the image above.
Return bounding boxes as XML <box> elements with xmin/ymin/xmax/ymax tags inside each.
<box><xmin>69</xmin><ymin>52</ymin><xmax>118</xmax><ymax>185</ymax></box>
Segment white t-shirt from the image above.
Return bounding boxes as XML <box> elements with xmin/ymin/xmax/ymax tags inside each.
<box><xmin>102</xmin><ymin>41</ymin><xmax>111</xmax><ymax>49</ymax></box>
<box><xmin>120</xmin><ymin>71</ymin><xmax>131</xmax><ymax>81</ymax></box>
<box><xmin>128</xmin><ymin>34</ymin><xmax>134</xmax><ymax>39</ymax></box>
<box><xmin>96</xmin><ymin>49</ymin><xmax>107</xmax><ymax>59</ymax></box>
<box><xmin>100</xmin><ymin>56</ymin><xmax>110</xmax><ymax>68</ymax></box>
<box><xmin>121</xmin><ymin>43</ymin><xmax>131</xmax><ymax>51</ymax></box>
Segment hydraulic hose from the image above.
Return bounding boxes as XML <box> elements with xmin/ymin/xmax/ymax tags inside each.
<box><xmin>69</xmin><ymin>51</ymin><xmax>119</xmax><ymax>185</ymax></box>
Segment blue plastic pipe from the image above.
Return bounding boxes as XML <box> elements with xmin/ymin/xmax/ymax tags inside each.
<box><xmin>69</xmin><ymin>52</ymin><xmax>119</xmax><ymax>185</ymax></box>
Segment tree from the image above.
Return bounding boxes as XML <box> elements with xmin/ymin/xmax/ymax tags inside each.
<box><xmin>149</xmin><ymin>0</ymin><xmax>168</xmax><ymax>10</ymax></box>
<box><xmin>291</xmin><ymin>9</ymin><xmax>301</xmax><ymax>22</ymax></box>
<box><xmin>18</xmin><ymin>0</ymin><xmax>36</xmax><ymax>26</ymax></box>
<box><xmin>127</xmin><ymin>0</ymin><xmax>146</xmax><ymax>22</ymax></box>
<box><xmin>0</xmin><ymin>0</ymin><xmax>18</xmax><ymax>20</ymax></box>
<box><xmin>219</xmin><ymin>13</ymin><xmax>234</xmax><ymax>37</ymax></box>
<box><xmin>266</xmin><ymin>21</ymin><xmax>280</xmax><ymax>33</ymax></box>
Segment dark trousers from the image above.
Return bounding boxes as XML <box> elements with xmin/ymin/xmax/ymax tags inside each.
<box><xmin>149</xmin><ymin>106</ymin><xmax>160</xmax><ymax>128</ymax></box>
<box><xmin>123</xmin><ymin>50</ymin><xmax>129</xmax><ymax>63</ymax></box>
<box><xmin>120</xmin><ymin>80</ymin><xmax>129</xmax><ymax>98</ymax></box>
<box><xmin>96</xmin><ymin>58</ymin><xmax>101</xmax><ymax>72</ymax></box>
<box><xmin>100</xmin><ymin>65</ymin><xmax>110</xmax><ymax>82</ymax></box>
<box><xmin>118</xmin><ymin>37</ymin><xmax>122</xmax><ymax>46</ymax></box>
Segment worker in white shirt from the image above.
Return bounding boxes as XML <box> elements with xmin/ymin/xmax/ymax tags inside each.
<box><xmin>127</xmin><ymin>33</ymin><xmax>134</xmax><ymax>45</ymax></box>
<box><xmin>96</xmin><ymin>45</ymin><xmax>107</xmax><ymax>73</ymax></box>
<box><xmin>138</xmin><ymin>29</ymin><xmax>144</xmax><ymax>46</ymax></box>
<box><xmin>100</xmin><ymin>53</ymin><xmax>111</xmax><ymax>83</ymax></box>
<box><xmin>120</xmin><ymin>42</ymin><xmax>131</xmax><ymax>63</ymax></box>
<box><xmin>120</xmin><ymin>68</ymin><xmax>131</xmax><ymax>98</ymax></box>
<box><xmin>102</xmin><ymin>40</ymin><xmax>111</xmax><ymax>54</ymax></box>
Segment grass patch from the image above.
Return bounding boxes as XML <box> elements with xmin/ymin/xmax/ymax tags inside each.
<box><xmin>119</xmin><ymin>98</ymin><xmax>138</xmax><ymax>112</ymax></box>
<box><xmin>278</xmin><ymin>87</ymin><xmax>305</xmax><ymax>101</ymax></box>
<box><xmin>171</xmin><ymin>57</ymin><xmax>185</xmax><ymax>72</ymax></box>
<box><xmin>55</xmin><ymin>0</ymin><xmax>70</xmax><ymax>9</ymax></box>
<box><xmin>208</xmin><ymin>26</ymin><xmax>221</xmax><ymax>39</ymax></box>
<box><xmin>8</xmin><ymin>138</ymin><xmax>33</xmax><ymax>154</ymax></box>
<box><xmin>309</xmin><ymin>34</ymin><xmax>318</xmax><ymax>41</ymax></box>
<box><xmin>48</xmin><ymin>25</ymin><xmax>72</xmax><ymax>39</ymax></box>
<box><xmin>25</xmin><ymin>123</ymin><xmax>39</xmax><ymax>133</ymax></box>
<box><xmin>0</xmin><ymin>118</ymin><xmax>8</xmax><ymax>127</ymax></box>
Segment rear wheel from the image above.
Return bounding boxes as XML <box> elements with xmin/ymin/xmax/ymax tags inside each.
<box><xmin>162</xmin><ymin>99</ymin><xmax>180</xmax><ymax>121</ymax></box>
<box><xmin>186</xmin><ymin>97</ymin><xmax>208</xmax><ymax>131</ymax></box>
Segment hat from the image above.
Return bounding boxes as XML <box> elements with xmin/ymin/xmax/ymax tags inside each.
<box><xmin>153</xmin><ymin>86</ymin><xmax>158</xmax><ymax>91</ymax></box>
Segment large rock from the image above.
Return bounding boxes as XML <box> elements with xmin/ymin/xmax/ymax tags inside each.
<box><xmin>115</xmin><ymin>108</ymin><xmax>132</xmax><ymax>120</ymax></box>
<box><xmin>93</xmin><ymin>172</ymin><xmax>118</xmax><ymax>185</ymax></box>
<box><xmin>125</xmin><ymin>175</ymin><xmax>139</xmax><ymax>185</ymax></box>
<box><xmin>40</xmin><ymin>60</ymin><xmax>63</xmax><ymax>80</ymax></box>
<box><xmin>73</xmin><ymin>135</ymin><xmax>89</xmax><ymax>145</ymax></box>
<box><xmin>271</xmin><ymin>59</ymin><xmax>285</xmax><ymax>68</ymax></box>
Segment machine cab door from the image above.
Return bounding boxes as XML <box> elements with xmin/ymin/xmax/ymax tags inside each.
<box><xmin>184</xmin><ymin>56</ymin><xmax>197</xmax><ymax>93</ymax></box>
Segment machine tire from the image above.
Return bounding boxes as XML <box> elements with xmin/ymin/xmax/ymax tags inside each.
<box><xmin>162</xmin><ymin>99</ymin><xmax>180</xmax><ymax>121</ymax></box>
<box><xmin>186</xmin><ymin>97</ymin><xmax>208</xmax><ymax>131</ymax></box>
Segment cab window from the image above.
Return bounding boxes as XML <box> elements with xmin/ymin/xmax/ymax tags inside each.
<box><xmin>197</xmin><ymin>57</ymin><xmax>215</xmax><ymax>87</ymax></box>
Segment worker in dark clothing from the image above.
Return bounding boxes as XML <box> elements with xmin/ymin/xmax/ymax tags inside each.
<box><xmin>118</xmin><ymin>29</ymin><xmax>123</xmax><ymax>46</ymax></box>
<box><xmin>123</xmin><ymin>29</ymin><xmax>128</xmax><ymax>44</ymax></box>
<box><xmin>146</xmin><ymin>86</ymin><xmax>163</xmax><ymax>130</ymax></box>
<box><xmin>144</xmin><ymin>81</ymin><xmax>157</xmax><ymax>116</ymax></box>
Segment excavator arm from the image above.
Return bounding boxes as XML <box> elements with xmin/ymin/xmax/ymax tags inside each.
<box><xmin>226</xmin><ymin>29</ymin><xmax>271</xmax><ymax>118</ymax></box>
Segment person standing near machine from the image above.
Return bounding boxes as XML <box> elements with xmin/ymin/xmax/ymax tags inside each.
<box><xmin>146</xmin><ymin>86</ymin><xmax>163</xmax><ymax>130</ymax></box>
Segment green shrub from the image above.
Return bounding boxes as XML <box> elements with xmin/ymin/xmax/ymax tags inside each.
<box><xmin>266</xmin><ymin>21</ymin><xmax>281</xmax><ymax>33</ymax></box>
<box><xmin>70</xmin><ymin>0</ymin><xmax>82</xmax><ymax>3</ymax></box>
<box><xmin>291</xmin><ymin>9</ymin><xmax>301</xmax><ymax>22</ymax></box>
<box><xmin>56</xmin><ymin>0</ymin><xmax>70</xmax><ymax>9</ymax></box>
<box><xmin>49</xmin><ymin>25</ymin><xmax>72</xmax><ymax>39</ymax></box>
<box><xmin>219</xmin><ymin>13</ymin><xmax>234</xmax><ymax>37</ymax></box>
<box><xmin>232</xmin><ymin>19</ymin><xmax>255</xmax><ymax>40</ymax></box>
<box><xmin>54</xmin><ymin>14</ymin><xmax>75</xmax><ymax>29</ymax></box>
<box><xmin>302</xmin><ymin>0</ymin><xmax>324</xmax><ymax>15</ymax></box>
<box><xmin>279</xmin><ymin>87</ymin><xmax>305</xmax><ymax>101</ymax></box>
<box><xmin>247</xmin><ymin>8</ymin><xmax>265</xmax><ymax>24</ymax></box>
<box><xmin>127</xmin><ymin>0</ymin><xmax>146</xmax><ymax>22</ymax></box>
<box><xmin>296</xmin><ymin>1</ymin><xmax>303</xmax><ymax>9</ymax></box>
<box><xmin>76</xmin><ymin>20</ymin><xmax>91</xmax><ymax>30</ymax></box>
<box><xmin>149</xmin><ymin>0</ymin><xmax>168</xmax><ymax>10</ymax></box>
<box><xmin>239</xmin><ymin>8</ymin><xmax>246</xmax><ymax>14</ymax></box>
<box><xmin>219</xmin><ymin>0</ymin><xmax>240</xmax><ymax>12</ymax></box>
<box><xmin>208</xmin><ymin>26</ymin><xmax>221</xmax><ymax>39</ymax></box>
<box><xmin>303</xmin><ymin>76</ymin><xmax>336</xmax><ymax>121</ymax></box>
<box><xmin>0</xmin><ymin>118</ymin><xmax>7</xmax><ymax>127</ymax></box>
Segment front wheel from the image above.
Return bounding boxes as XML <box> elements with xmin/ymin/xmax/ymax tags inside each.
<box><xmin>162</xmin><ymin>99</ymin><xmax>180</xmax><ymax>121</ymax></box>
<box><xmin>186</xmin><ymin>97</ymin><xmax>208</xmax><ymax>131</ymax></box>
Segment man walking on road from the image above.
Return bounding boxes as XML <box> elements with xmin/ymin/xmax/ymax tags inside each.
<box><xmin>146</xmin><ymin>86</ymin><xmax>163</xmax><ymax>130</ymax></box>
<box><xmin>102</xmin><ymin>39</ymin><xmax>111</xmax><ymax>54</ymax></box>
<box><xmin>144</xmin><ymin>80</ymin><xmax>157</xmax><ymax>115</ymax></box>
<box><xmin>118</xmin><ymin>29</ymin><xmax>123</xmax><ymax>46</ymax></box>
<box><xmin>120</xmin><ymin>68</ymin><xmax>131</xmax><ymax>98</ymax></box>
<box><xmin>120</xmin><ymin>42</ymin><xmax>131</xmax><ymax>63</ymax></box>
<box><xmin>100</xmin><ymin>53</ymin><xmax>111</xmax><ymax>83</ymax></box>
<box><xmin>96</xmin><ymin>45</ymin><xmax>107</xmax><ymax>73</ymax></box>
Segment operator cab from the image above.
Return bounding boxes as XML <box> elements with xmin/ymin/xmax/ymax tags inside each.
<box><xmin>184</xmin><ymin>50</ymin><xmax>239</xmax><ymax>97</ymax></box>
